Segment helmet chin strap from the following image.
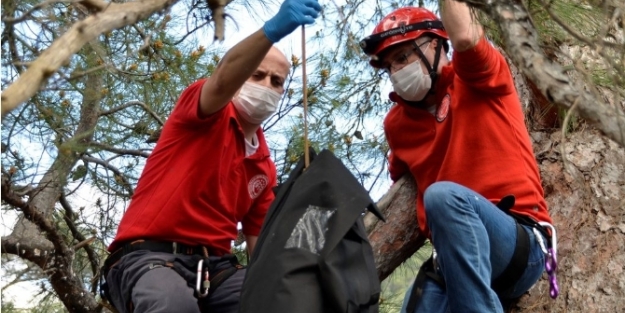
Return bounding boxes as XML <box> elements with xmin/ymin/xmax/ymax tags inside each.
<box><xmin>400</xmin><ymin>39</ymin><xmax>445</xmax><ymax>108</ymax></box>
<box><xmin>412</xmin><ymin>39</ymin><xmax>443</xmax><ymax>96</ymax></box>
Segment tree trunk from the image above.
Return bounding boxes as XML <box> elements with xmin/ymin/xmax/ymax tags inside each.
<box><xmin>1</xmin><ymin>68</ymin><xmax>103</xmax><ymax>313</ymax></box>
<box><xmin>365</xmin><ymin>175</ymin><xmax>425</xmax><ymax>281</ymax></box>
<box><xmin>367</xmin><ymin>129</ymin><xmax>625</xmax><ymax>312</ymax></box>
<box><xmin>513</xmin><ymin>129</ymin><xmax>625</xmax><ymax>312</ymax></box>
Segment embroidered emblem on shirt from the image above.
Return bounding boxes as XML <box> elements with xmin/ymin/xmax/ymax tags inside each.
<box><xmin>436</xmin><ymin>94</ymin><xmax>451</xmax><ymax>122</ymax></box>
<box><xmin>248</xmin><ymin>174</ymin><xmax>269</xmax><ymax>199</ymax></box>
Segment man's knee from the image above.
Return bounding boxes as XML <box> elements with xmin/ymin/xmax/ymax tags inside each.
<box><xmin>424</xmin><ymin>181</ymin><xmax>464</xmax><ymax>223</ymax></box>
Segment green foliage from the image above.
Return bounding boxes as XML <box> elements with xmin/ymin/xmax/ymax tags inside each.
<box><xmin>527</xmin><ymin>0</ymin><xmax>603</xmax><ymax>44</ymax></box>
<box><xmin>2</xmin><ymin>2</ymin><xmax>428</xmax><ymax>309</ymax></box>
<box><xmin>1</xmin><ymin>0</ymin><xmax>228</xmax><ymax>308</ymax></box>
<box><xmin>478</xmin><ymin>0</ymin><xmax>623</xmax><ymax>132</ymax></box>
<box><xmin>379</xmin><ymin>242</ymin><xmax>433</xmax><ymax>313</ymax></box>
<box><xmin>4</xmin><ymin>0</ymin><xmax>619</xmax><ymax>310</ymax></box>
<box><xmin>481</xmin><ymin>0</ymin><xmax>605</xmax><ymax>49</ymax></box>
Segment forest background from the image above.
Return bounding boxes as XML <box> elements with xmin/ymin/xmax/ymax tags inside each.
<box><xmin>1</xmin><ymin>0</ymin><xmax>623</xmax><ymax>312</ymax></box>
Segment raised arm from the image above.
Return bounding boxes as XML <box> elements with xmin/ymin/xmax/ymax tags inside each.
<box><xmin>439</xmin><ymin>0</ymin><xmax>484</xmax><ymax>52</ymax></box>
<box><xmin>199</xmin><ymin>0</ymin><xmax>321</xmax><ymax>116</ymax></box>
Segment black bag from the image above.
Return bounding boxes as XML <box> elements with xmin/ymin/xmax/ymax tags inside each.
<box><xmin>239</xmin><ymin>149</ymin><xmax>385</xmax><ymax>313</ymax></box>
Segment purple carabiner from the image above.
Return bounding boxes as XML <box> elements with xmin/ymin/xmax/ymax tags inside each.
<box><xmin>549</xmin><ymin>273</ymin><xmax>559</xmax><ymax>298</ymax></box>
<box><xmin>539</xmin><ymin>222</ymin><xmax>559</xmax><ymax>299</ymax></box>
<box><xmin>545</xmin><ymin>249</ymin><xmax>557</xmax><ymax>272</ymax></box>
<box><xmin>545</xmin><ymin>247</ymin><xmax>559</xmax><ymax>298</ymax></box>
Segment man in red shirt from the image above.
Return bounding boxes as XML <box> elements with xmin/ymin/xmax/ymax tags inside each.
<box><xmin>101</xmin><ymin>0</ymin><xmax>321</xmax><ymax>312</ymax></box>
<box><xmin>360</xmin><ymin>2</ymin><xmax>555</xmax><ymax>313</ymax></box>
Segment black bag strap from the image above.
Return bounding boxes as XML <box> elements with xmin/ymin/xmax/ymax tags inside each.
<box><xmin>405</xmin><ymin>255</ymin><xmax>445</xmax><ymax>312</ymax></box>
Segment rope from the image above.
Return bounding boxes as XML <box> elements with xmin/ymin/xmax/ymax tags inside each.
<box><xmin>301</xmin><ymin>26</ymin><xmax>310</xmax><ymax>168</ymax></box>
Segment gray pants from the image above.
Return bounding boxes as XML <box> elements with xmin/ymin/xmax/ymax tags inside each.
<box><xmin>106</xmin><ymin>250</ymin><xmax>245</xmax><ymax>313</ymax></box>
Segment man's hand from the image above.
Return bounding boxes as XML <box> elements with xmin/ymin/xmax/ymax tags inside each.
<box><xmin>263</xmin><ymin>0</ymin><xmax>322</xmax><ymax>43</ymax></box>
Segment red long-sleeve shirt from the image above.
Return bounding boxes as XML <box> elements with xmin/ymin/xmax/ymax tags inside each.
<box><xmin>110</xmin><ymin>80</ymin><xmax>276</xmax><ymax>255</ymax></box>
<box><xmin>385</xmin><ymin>36</ymin><xmax>552</xmax><ymax>237</ymax></box>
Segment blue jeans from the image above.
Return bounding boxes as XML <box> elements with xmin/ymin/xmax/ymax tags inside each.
<box><xmin>401</xmin><ymin>182</ymin><xmax>546</xmax><ymax>313</ymax></box>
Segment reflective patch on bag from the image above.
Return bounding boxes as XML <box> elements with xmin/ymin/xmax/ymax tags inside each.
<box><xmin>284</xmin><ymin>205</ymin><xmax>337</xmax><ymax>255</ymax></box>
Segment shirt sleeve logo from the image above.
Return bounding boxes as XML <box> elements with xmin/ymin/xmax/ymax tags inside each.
<box><xmin>436</xmin><ymin>93</ymin><xmax>451</xmax><ymax>122</ymax></box>
<box><xmin>248</xmin><ymin>174</ymin><xmax>269</xmax><ymax>199</ymax></box>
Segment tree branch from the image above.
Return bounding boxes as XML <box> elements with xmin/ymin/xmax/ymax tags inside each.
<box><xmin>0</xmin><ymin>261</ymin><xmax>39</xmax><ymax>293</ymax></box>
<box><xmin>365</xmin><ymin>174</ymin><xmax>426</xmax><ymax>281</ymax></box>
<box><xmin>2</xmin><ymin>0</ymin><xmax>75</xmax><ymax>24</ymax></box>
<box><xmin>1</xmin><ymin>0</ymin><xmax>179</xmax><ymax>116</ymax></box>
<box><xmin>59</xmin><ymin>194</ymin><xmax>101</xmax><ymax>294</ymax></box>
<box><xmin>78</xmin><ymin>0</ymin><xmax>109</xmax><ymax>12</ymax></box>
<box><xmin>89</xmin><ymin>142</ymin><xmax>151</xmax><ymax>158</ymax></box>
<box><xmin>536</xmin><ymin>0</ymin><xmax>625</xmax><ymax>80</ymax></box>
<box><xmin>1</xmin><ymin>175</ymin><xmax>67</xmax><ymax>263</ymax></box>
<box><xmin>465</xmin><ymin>0</ymin><xmax>625</xmax><ymax>147</ymax></box>
<box><xmin>81</xmin><ymin>155</ymin><xmax>135</xmax><ymax>196</ymax></box>
<box><xmin>99</xmin><ymin>100</ymin><xmax>165</xmax><ymax>126</ymax></box>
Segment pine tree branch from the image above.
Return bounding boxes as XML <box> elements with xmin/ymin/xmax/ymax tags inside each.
<box><xmin>458</xmin><ymin>0</ymin><xmax>625</xmax><ymax>147</ymax></box>
<box><xmin>1</xmin><ymin>0</ymin><xmax>179</xmax><ymax>116</ymax></box>
<box><xmin>365</xmin><ymin>174</ymin><xmax>426</xmax><ymax>281</ymax></box>
<box><xmin>59</xmin><ymin>194</ymin><xmax>101</xmax><ymax>294</ymax></box>
<box><xmin>1</xmin><ymin>174</ymin><xmax>67</xmax><ymax>266</ymax></box>
<box><xmin>81</xmin><ymin>155</ymin><xmax>135</xmax><ymax>196</ymax></box>
<box><xmin>99</xmin><ymin>100</ymin><xmax>165</xmax><ymax>126</ymax></box>
<box><xmin>89</xmin><ymin>142</ymin><xmax>151</xmax><ymax>158</ymax></box>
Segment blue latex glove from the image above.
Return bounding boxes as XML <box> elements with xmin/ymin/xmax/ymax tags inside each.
<box><xmin>263</xmin><ymin>0</ymin><xmax>322</xmax><ymax>43</ymax></box>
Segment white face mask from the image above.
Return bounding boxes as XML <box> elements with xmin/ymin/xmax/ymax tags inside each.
<box><xmin>390</xmin><ymin>60</ymin><xmax>432</xmax><ymax>102</ymax></box>
<box><xmin>233</xmin><ymin>82</ymin><xmax>282</xmax><ymax>124</ymax></box>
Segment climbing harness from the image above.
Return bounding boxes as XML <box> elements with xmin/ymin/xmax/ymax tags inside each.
<box><xmin>405</xmin><ymin>195</ymin><xmax>559</xmax><ymax>312</ymax></box>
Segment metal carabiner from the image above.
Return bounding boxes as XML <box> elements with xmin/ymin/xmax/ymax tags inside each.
<box><xmin>532</xmin><ymin>228</ymin><xmax>549</xmax><ymax>255</ymax></box>
<box><xmin>538</xmin><ymin>222</ymin><xmax>557</xmax><ymax>255</ymax></box>
<box><xmin>196</xmin><ymin>259</ymin><xmax>210</xmax><ymax>298</ymax></box>
<box><xmin>538</xmin><ymin>222</ymin><xmax>559</xmax><ymax>299</ymax></box>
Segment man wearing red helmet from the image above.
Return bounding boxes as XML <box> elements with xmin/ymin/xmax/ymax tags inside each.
<box><xmin>361</xmin><ymin>2</ymin><xmax>554</xmax><ymax>313</ymax></box>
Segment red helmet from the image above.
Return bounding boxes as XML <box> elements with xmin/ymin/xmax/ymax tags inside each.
<box><xmin>360</xmin><ymin>7</ymin><xmax>449</xmax><ymax>67</ymax></box>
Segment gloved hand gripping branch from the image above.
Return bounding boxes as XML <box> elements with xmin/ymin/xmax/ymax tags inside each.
<box><xmin>263</xmin><ymin>0</ymin><xmax>322</xmax><ymax>43</ymax></box>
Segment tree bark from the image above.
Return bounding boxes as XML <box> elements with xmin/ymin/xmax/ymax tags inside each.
<box><xmin>512</xmin><ymin>129</ymin><xmax>625</xmax><ymax>312</ymax></box>
<box><xmin>462</xmin><ymin>0</ymin><xmax>625</xmax><ymax>147</ymax></box>
<box><xmin>366</xmin><ymin>129</ymin><xmax>625</xmax><ymax>312</ymax></box>
<box><xmin>365</xmin><ymin>175</ymin><xmax>425</xmax><ymax>281</ymax></box>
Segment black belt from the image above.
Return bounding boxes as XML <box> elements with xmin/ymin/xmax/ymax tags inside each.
<box><xmin>103</xmin><ymin>240</ymin><xmax>218</xmax><ymax>275</ymax></box>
